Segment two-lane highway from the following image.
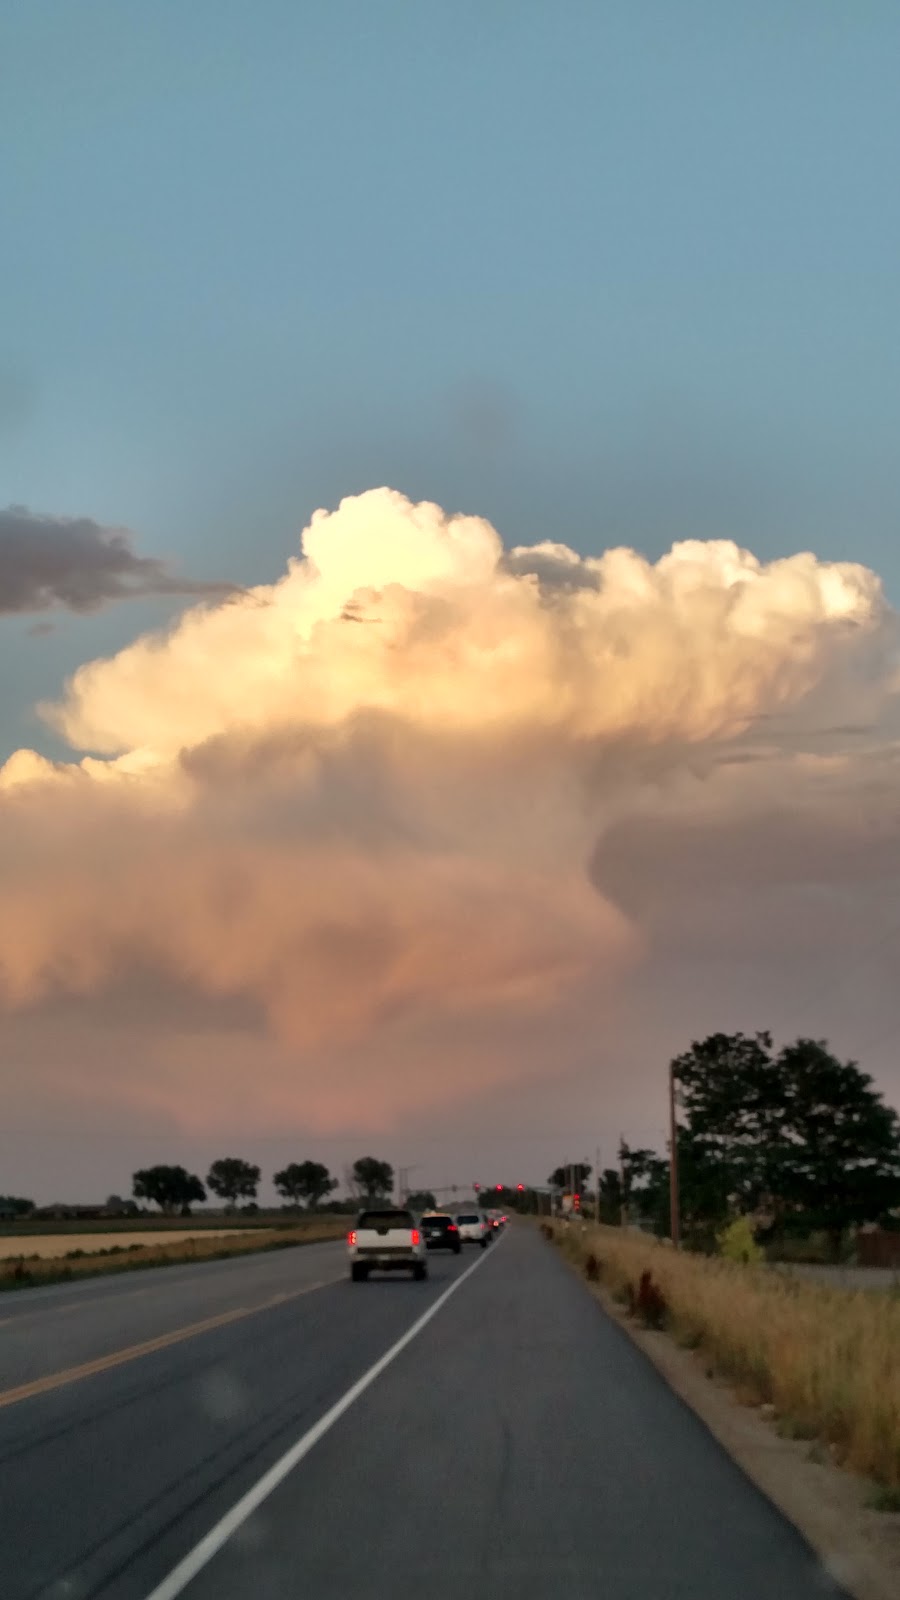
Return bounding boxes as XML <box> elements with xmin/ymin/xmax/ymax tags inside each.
<box><xmin>0</xmin><ymin>1227</ymin><xmax>848</xmax><ymax>1599</ymax></box>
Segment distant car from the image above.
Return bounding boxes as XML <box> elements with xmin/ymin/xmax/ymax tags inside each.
<box><xmin>347</xmin><ymin>1208</ymin><xmax>428</xmax><ymax>1281</ymax></box>
<box><xmin>487</xmin><ymin>1210</ymin><xmax>504</xmax><ymax>1234</ymax></box>
<box><xmin>456</xmin><ymin>1210</ymin><xmax>490</xmax><ymax>1247</ymax></box>
<box><xmin>419</xmin><ymin>1212</ymin><xmax>462</xmax><ymax>1253</ymax></box>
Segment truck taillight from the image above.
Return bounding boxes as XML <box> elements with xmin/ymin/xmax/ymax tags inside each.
<box><xmin>448</xmin><ymin>1223</ymin><xmax>458</xmax><ymax>1231</ymax></box>
<box><xmin>410</xmin><ymin>1229</ymin><xmax>421</xmax><ymax>1246</ymax></box>
<box><xmin>347</xmin><ymin>1230</ymin><xmax>357</xmax><ymax>1246</ymax></box>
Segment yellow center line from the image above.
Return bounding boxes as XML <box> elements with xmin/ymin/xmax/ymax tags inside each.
<box><xmin>0</xmin><ymin>1264</ymin><xmax>314</xmax><ymax>1329</ymax></box>
<box><xmin>0</xmin><ymin>1276</ymin><xmax>342</xmax><ymax>1411</ymax></box>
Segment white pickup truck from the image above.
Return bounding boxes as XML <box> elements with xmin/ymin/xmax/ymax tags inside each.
<box><xmin>347</xmin><ymin>1207</ymin><xmax>428</xmax><ymax>1282</ymax></box>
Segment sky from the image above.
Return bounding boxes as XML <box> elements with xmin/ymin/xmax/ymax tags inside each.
<box><xmin>2</xmin><ymin>2</ymin><xmax>900</xmax><ymax>1202</ymax></box>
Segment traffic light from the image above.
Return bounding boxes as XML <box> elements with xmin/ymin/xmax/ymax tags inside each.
<box><xmin>474</xmin><ymin>1183</ymin><xmax>480</xmax><ymax>1192</ymax></box>
<box><xmin>495</xmin><ymin>1184</ymin><xmax>503</xmax><ymax>1191</ymax></box>
<box><xmin>517</xmin><ymin>1184</ymin><xmax>525</xmax><ymax>1192</ymax></box>
<box><xmin>573</xmin><ymin>1193</ymin><xmax>581</xmax><ymax>1212</ymax></box>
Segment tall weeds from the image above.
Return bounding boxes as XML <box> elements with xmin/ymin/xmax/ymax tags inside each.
<box><xmin>549</xmin><ymin>1221</ymin><xmax>900</xmax><ymax>1489</ymax></box>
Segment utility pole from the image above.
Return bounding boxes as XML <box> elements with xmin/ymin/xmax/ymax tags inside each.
<box><xmin>397</xmin><ymin>1164</ymin><xmax>420</xmax><ymax>1206</ymax></box>
<box><xmin>619</xmin><ymin>1136</ymin><xmax>627</xmax><ymax>1229</ymax></box>
<box><xmin>669</xmin><ymin>1061</ymin><xmax>681</xmax><ymax>1250</ymax></box>
<box><xmin>595</xmin><ymin>1144</ymin><xmax>601</xmax><ymax>1225</ymax></box>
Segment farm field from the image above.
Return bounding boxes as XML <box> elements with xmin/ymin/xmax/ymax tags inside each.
<box><xmin>0</xmin><ymin>1229</ymin><xmax>244</xmax><ymax>1259</ymax></box>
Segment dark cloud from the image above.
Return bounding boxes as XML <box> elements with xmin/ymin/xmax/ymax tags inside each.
<box><xmin>0</xmin><ymin>506</ymin><xmax>235</xmax><ymax>616</ymax></box>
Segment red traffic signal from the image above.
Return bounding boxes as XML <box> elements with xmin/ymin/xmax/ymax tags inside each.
<box><xmin>517</xmin><ymin>1184</ymin><xmax>525</xmax><ymax>1192</ymax></box>
<box><xmin>474</xmin><ymin>1182</ymin><xmax>480</xmax><ymax>1191</ymax></box>
<box><xmin>495</xmin><ymin>1184</ymin><xmax>503</xmax><ymax>1191</ymax></box>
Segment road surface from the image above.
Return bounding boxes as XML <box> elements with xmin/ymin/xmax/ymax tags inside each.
<box><xmin>776</xmin><ymin>1262</ymin><xmax>900</xmax><ymax>1292</ymax></box>
<box><xmin>0</xmin><ymin>1226</ymin><xmax>848</xmax><ymax>1599</ymax></box>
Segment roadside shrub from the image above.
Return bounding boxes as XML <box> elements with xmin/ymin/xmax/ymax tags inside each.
<box><xmin>717</xmin><ymin>1217</ymin><xmax>764</xmax><ymax>1266</ymax></box>
<box><xmin>627</xmin><ymin>1269</ymin><xmax>667</xmax><ymax>1329</ymax></box>
<box><xmin>584</xmin><ymin>1252</ymin><xmax>600</xmax><ymax>1282</ymax></box>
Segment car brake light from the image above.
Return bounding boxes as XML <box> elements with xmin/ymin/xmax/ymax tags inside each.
<box><xmin>448</xmin><ymin>1223</ymin><xmax>457</xmax><ymax>1231</ymax></box>
<box><xmin>410</xmin><ymin>1228</ymin><xmax>421</xmax><ymax>1246</ymax></box>
<box><xmin>347</xmin><ymin>1230</ymin><xmax>357</xmax><ymax>1246</ymax></box>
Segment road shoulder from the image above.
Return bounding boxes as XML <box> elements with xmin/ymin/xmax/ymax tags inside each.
<box><xmin>563</xmin><ymin>1244</ymin><xmax>900</xmax><ymax>1600</ymax></box>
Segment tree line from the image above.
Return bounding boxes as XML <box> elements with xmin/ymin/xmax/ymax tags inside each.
<box><xmin>551</xmin><ymin>1033</ymin><xmax>900</xmax><ymax>1256</ymax></box>
<box><xmin>128</xmin><ymin>1154</ymin><xmax>397</xmax><ymax>1214</ymax></box>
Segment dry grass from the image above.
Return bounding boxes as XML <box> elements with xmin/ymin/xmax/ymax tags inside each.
<box><xmin>0</xmin><ymin>1229</ymin><xmax>245</xmax><ymax>1259</ymax></box>
<box><xmin>549</xmin><ymin>1221</ymin><xmax>900</xmax><ymax>1491</ymax></box>
<box><xmin>0</xmin><ymin>1218</ymin><xmax>347</xmax><ymax>1291</ymax></box>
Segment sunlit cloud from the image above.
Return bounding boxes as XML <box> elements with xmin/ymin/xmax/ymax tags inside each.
<box><xmin>1</xmin><ymin>487</ymin><xmax>898</xmax><ymax>1138</ymax></box>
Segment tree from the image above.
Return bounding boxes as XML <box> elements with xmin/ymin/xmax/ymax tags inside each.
<box><xmin>206</xmin><ymin>1157</ymin><xmax>261</xmax><ymax>1209</ymax></box>
<box><xmin>132</xmin><ymin>1166</ymin><xmax>206</xmax><ymax>1215</ymax></box>
<box><xmin>615</xmin><ymin>1143</ymin><xmax>670</xmax><ymax>1229</ymax></box>
<box><xmin>405</xmin><ymin>1190</ymin><xmax>437</xmax><ymax>1212</ymax></box>
<box><xmin>772</xmin><ymin>1038</ymin><xmax>900</xmax><ymax>1252</ymax></box>
<box><xmin>597</xmin><ymin>1168</ymin><xmax>624</xmax><ymax>1225</ymax></box>
<box><xmin>0</xmin><ymin>1195</ymin><xmax>34</xmax><ymax>1218</ymax></box>
<box><xmin>273</xmin><ymin>1161</ymin><xmax>338</xmax><ymax>1210</ymax></box>
<box><xmin>671</xmin><ymin>1032</ymin><xmax>900</xmax><ymax>1254</ymax></box>
<box><xmin>352</xmin><ymin>1156</ymin><xmax>394</xmax><ymax>1202</ymax></box>
<box><xmin>548</xmin><ymin>1163</ymin><xmax>591</xmax><ymax>1191</ymax></box>
<box><xmin>672</xmin><ymin>1031</ymin><xmax>780</xmax><ymax>1221</ymax></box>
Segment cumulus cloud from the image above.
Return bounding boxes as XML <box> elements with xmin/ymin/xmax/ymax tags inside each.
<box><xmin>0</xmin><ymin>505</ymin><xmax>234</xmax><ymax>616</ymax></box>
<box><xmin>1</xmin><ymin>486</ymin><xmax>899</xmax><ymax>1139</ymax></box>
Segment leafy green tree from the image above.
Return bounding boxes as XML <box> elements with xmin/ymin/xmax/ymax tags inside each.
<box><xmin>670</xmin><ymin>1032</ymin><xmax>900</xmax><ymax>1254</ymax></box>
<box><xmin>206</xmin><ymin>1157</ymin><xmax>261</xmax><ymax>1209</ymax></box>
<box><xmin>405</xmin><ymin>1190</ymin><xmax>437</xmax><ymax>1212</ymax></box>
<box><xmin>352</xmin><ymin>1156</ymin><xmax>394</xmax><ymax>1201</ymax></box>
<box><xmin>548</xmin><ymin>1163</ymin><xmax>591</xmax><ymax>1191</ymax></box>
<box><xmin>617</xmin><ymin>1143</ymin><xmax>670</xmax><ymax>1229</ymax></box>
<box><xmin>0</xmin><ymin>1195</ymin><xmax>35</xmax><ymax>1217</ymax></box>
<box><xmin>132</xmin><ymin>1166</ymin><xmax>206</xmax><ymax>1215</ymax></box>
<box><xmin>597</xmin><ymin>1168</ymin><xmax>624</xmax><ymax>1224</ymax></box>
<box><xmin>672</xmin><ymin>1032</ymin><xmax>780</xmax><ymax>1219</ymax></box>
<box><xmin>771</xmin><ymin>1038</ymin><xmax>900</xmax><ymax>1253</ymax></box>
<box><xmin>273</xmin><ymin>1161</ymin><xmax>338</xmax><ymax>1209</ymax></box>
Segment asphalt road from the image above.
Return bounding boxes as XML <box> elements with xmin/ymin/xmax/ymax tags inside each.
<box><xmin>0</xmin><ymin>1226</ymin><xmax>849</xmax><ymax>1600</ymax></box>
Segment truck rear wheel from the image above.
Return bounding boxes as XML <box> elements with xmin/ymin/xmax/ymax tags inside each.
<box><xmin>351</xmin><ymin>1263</ymin><xmax>369</xmax><ymax>1282</ymax></box>
<box><xmin>413</xmin><ymin>1262</ymin><xmax>428</xmax><ymax>1281</ymax></box>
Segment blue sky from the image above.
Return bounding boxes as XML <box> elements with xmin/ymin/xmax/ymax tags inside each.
<box><xmin>5</xmin><ymin>2</ymin><xmax>900</xmax><ymax>1192</ymax></box>
<box><xmin>2</xmin><ymin>0</ymin><xmax>900</xmax><ymax>757</ymax></box>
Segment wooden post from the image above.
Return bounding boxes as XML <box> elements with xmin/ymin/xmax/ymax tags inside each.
<box><xmin>669</xmin><ymin>1062</ymin><xmax>681</xmax><ymax>1250</ymax></box>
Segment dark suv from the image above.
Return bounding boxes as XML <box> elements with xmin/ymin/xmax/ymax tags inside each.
<box><xmin>420</xmin><ymin>1212</ymin><xmax>462</xmax><ymax>1253</ymax></box>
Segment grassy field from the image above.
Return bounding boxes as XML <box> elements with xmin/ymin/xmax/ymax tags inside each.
<box><xmin>0</xmin><ymin>1229</ymin><xmax>246</xmax><ymax>1259</ymax></box>
<box><xmin>0</xmin><ymin>1212</ymin><xmax>325</xmax><ymax>1237</ymax></box>
<box><xmin>548</xmin><ymin>1220</ymin><xmax>900</xmax><ymax>1493</ymax></box>
<box><xmin>0</xmin><ymin>1217</ymin><xmax>347</xmax><ymax>1292</ymax></box>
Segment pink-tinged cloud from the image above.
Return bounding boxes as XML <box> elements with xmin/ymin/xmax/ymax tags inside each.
<box><xmin>1</xmin><ymin>486</ymin><xmax>899</xmax><ymax>1157</ymax></box>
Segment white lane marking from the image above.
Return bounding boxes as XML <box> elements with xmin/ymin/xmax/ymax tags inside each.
<box><xmin>143</xmin><ymin>1239</ymin><xmax>501</xmax><ymax>1600</ymax></box>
